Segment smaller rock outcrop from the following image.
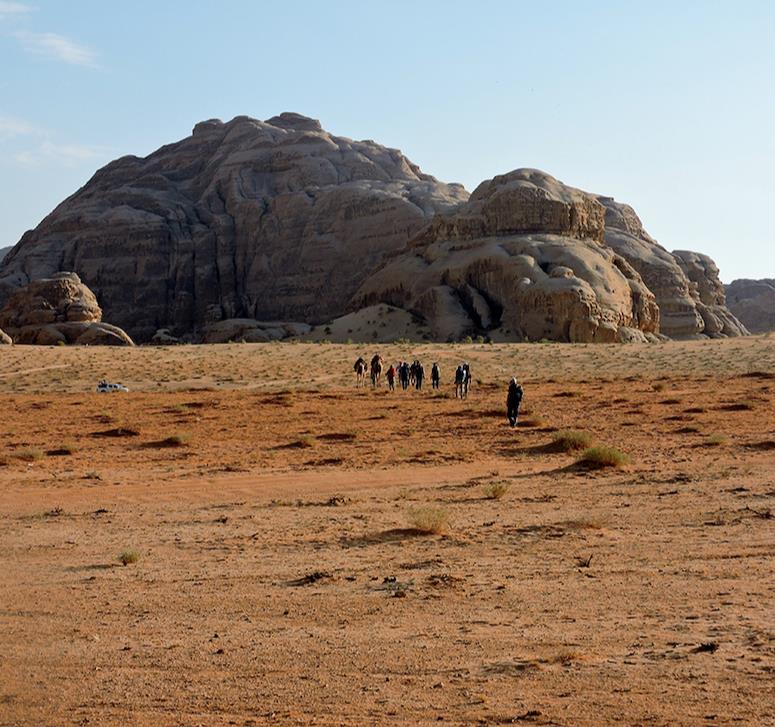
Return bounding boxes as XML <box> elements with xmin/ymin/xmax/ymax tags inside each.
<box><xmin>355</xmin><ymin>169</ymin><xmax>659</xmax><ymax>343</ymax></box>
<box><xmin>725</xmin><ymin>279</ymin><xmax>775</xmax><ymax>333</ymax></box>
<box><xmin>0</xmin><ymin>327</ymin><xmax>11</xmax><ymax>344</ymax></box>
<box><xmin>598</xmin><ymin>197</ymin><xmax>705</xmax><ymax>338</ymax></box>
<box><xmin>0</xmin><ymin>272</ymin><xmax>133</xmax><ymax>345</ymax></box>
<box><xmin>672</xmin><ymin>251</ymin><xmax>749</xmax><ymax>337</ymax></box>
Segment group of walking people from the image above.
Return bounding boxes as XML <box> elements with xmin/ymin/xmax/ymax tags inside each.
<box><xmin>384</xmin><ymin>360</ymin><xmax>442</xmax><ymax>391</ymax></box>
<box><xmin>353</xmin><ymin>354</ymin><xmax>525</xmax><ymax>425</ymax></box>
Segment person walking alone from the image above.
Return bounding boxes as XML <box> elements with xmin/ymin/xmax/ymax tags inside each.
<box><xmin>506</xmin><ymin>377</ymin><xmax>524</xmax><ymax>427</ymax></box>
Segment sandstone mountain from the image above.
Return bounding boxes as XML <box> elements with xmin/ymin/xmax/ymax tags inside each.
<box><xmin>0</xmin><ymin>113</ymin><xmax>748</xmax><ymax>343</ymax></box>
<box><xmin>0</xmin><ymin>113</ymin><xmax>466</xmax><ymax>342</ymax></box>
<box><xmin>0</xmin><ymin>272</ymin><xmax>133</xmax><ymax>345</ymax></box>
<box><xmin>725</xmin><ymin>279</ymin><xmax>775</xmax><ymax>333</ymax></box>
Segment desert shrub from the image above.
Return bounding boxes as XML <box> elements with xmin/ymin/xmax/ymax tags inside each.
<box><xmin>578</xmin><ymin>446</ymin><xmax>629</xmax><ymax>469</ymax></box>
<box><xmin>553</xmin><ymin>430</ymin><xmax>594</xmax><ymax>452</ymax></box>
<box><xmin>706</xmin><ymin>433</ymin><xmax>728</xmax><ymax>446</ymax></box>
<box><xmin>13</xmin><ymin>448</ymin><xmax>44</xmax><ymax>462</ymax></box>
<box><xmin>118</xmin><ymin>549</ymin><xmax>139</xmax><ymax>566</ymax></box>
<box><xmin>408</xmin><ymin>506</ymin><xmax>450</xmax><ymax>534</ymax></box>
<box><xmin>652</xmin><ymin>382</ymin><xmax>665</xmax><ymax>392</ymax></box>
<box><xmin>483</xmin><ymin>481</ymin><xmax>509</xmax><ymax>500</ymax></box>
<box><xmin>160</xmin><ymin>434</ymin><xmax>190</xmax><ymax>447</ymax></box>
<box><xmin>297</xmin><ymin>435</ymin><xmax>317</xmax><ymax>448</ymax></box>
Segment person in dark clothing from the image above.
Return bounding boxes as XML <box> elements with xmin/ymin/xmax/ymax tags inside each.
<box><xmin>506</xmin><ymin>377</ymin><xmax>524</xmax><ymax>427</ymax></box>
<box><xmin>415</xmin><ymin>361</ymin><xmax>425</xmax><ymax>390</ymax></box>
<box><xmin>454</xmin><ymin>365</ymin><xmax>465</xmax><ymax>399</ymax></box>
<box><xmin>431</xmin><ymin>362</ymin><xmax>440</xmax><ymax>389</ymax></box>
<box><xmin>462</xmin><ymin>362</ymin><xmax>471</xmax><ymax>397</ymax></box>
<box><xmin>399</xmin><ymin>361</ymin><xmax>410</xmax><ymax>390</ymax></box>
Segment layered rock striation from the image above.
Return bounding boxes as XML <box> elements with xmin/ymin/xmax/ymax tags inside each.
<box><xmin>0</xmin><ymin>113</ymin><xmax>466</xmax><ymax>342</ymax></box>
<box><xmin>672</xmin><ymin>251</ymin><xmax>748</xmax><ymax>337</ymax></box>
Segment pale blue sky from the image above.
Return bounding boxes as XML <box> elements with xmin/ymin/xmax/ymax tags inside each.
<box><xmin>1</xmin><ymin>0</ymin><xmax>773</xmax><ymax>281</ymax></box>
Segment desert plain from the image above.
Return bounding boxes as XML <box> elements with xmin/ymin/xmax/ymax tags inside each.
<box><xmin>0</xmin><ymin>337</ymin><xmax>774</xmax><ymax>726</ymax></box>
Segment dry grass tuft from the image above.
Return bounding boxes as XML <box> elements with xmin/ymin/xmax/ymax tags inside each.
<box><xmin>407</xmin><ymin>506</ymin><xmax>450</xmax><ymax>534</ymax></box>
<box><xmin>578</xmin><ymin>446</ymin><xmax>629</xmax><ymax>469</ymax></box>
<box><xmin>118</xmin><ymin>549</ymin><xmax>139</xmax><ymax>566</ymax></box>
<box><xmin>553</xmin><ymin>430</ymin><xmax>594</xmax><ymax>452</ymax></box>
<box><xmin>13</xmin><ymin>448</ymin><xmax>44</xmax><ymax>462</ymax></box>
<box><xmin>483</xmin><ymin>481</ymin><xmax>510</xmax><ymax>500</ymax></box>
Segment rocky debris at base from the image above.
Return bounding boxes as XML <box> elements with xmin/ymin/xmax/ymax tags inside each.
<box><xmin>201</xmin><ymin>318</ymin><xmax>311</xmax><ymax>344</ymax></box>
<box><xmin>0</xmin><ymin>272</ymin><xmax>134</xmax><ymax>345</ymax></box>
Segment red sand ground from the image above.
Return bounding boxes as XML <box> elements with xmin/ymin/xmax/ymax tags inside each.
<box><xmin>1</xmin><ymin>339</ymin><xmax>773</xmax><ymax>725</ymax></box>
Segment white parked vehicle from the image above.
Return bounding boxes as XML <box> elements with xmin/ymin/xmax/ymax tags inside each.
<box><xmin>96</xmin><ymin>380</ymin><xmax>129</xmax><ymax>393</ymax></box>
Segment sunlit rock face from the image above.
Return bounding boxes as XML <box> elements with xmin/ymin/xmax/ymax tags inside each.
<box><xmin>355</xmin><ymin>169</ymin><xmax>660</xmax><ymax>343</ymax></box>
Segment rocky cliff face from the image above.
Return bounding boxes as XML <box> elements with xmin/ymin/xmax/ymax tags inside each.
<box><xmin>0</xmin><ymin>114</ymin><xmax>748</xmax><ymax>343</ymax></box>
<box><xmin>0</xmin><ymin>113</ymin><xmax>466</xmax><ymax>341</ymax></box>
<box><xmin>355</xmin><ymin>170</ymin><xmax>660</xmax><ymax>343</ymax></box>
<box><xmin>725</xmin><ymin>279</ymin><xmax>775</xmax><ymax>333</ymax></box>
<box><xmin>672</xmin><ymin>251</ymin><xmax>748</xmax><ymax>337</ymax></box>
<box><xmin>0</xmin><ymin>272</ymin><xmax>133</xmax><ymax>345</ymax></box>
<box><xmin>596</xmin><ymin>198</ymin><xmax>706</xmax><ymax>338</ymax></box>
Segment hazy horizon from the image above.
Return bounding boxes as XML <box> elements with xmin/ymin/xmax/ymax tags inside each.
<box><xmin>1</xmin><ymin>0</ymin><xmax>773</xmax><ymax>282</ymax></box>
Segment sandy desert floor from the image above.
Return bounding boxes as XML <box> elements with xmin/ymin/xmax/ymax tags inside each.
<box><xmin>0</xmin><ymin>338</ymin><xmax>774</xmax><ymax>726</ymax></box>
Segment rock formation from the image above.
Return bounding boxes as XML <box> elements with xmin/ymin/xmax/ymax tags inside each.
<box><xmin>355</xmin><ymin>170</ymin><xmax>660</xmax><ymax>343</ymax></box>
<box><xmin>0</xmin><ymin>113</ymin><xmax>466</xmax><ymax>342</ymax></box>
<box><xmin>725</xmin><ymin>279</ymin><xmax>775</xmax><ymax>333</ymax></box>
<box><xmin>672</xmin><ymin>251</ymin><xmax>748</xmax><ymax>337</ymax></box>
<box><xmin>0</xmin><ymin>246</ymin><xmax>12</xmax><ymax>264</ymax></box>
<box><xmin>0</xmin><ymin>327</ymin><xmax>11</xmax><ymax>344</ymax></box>
<box><xmin>0</xmin><ymin>114</ymin><xmax>748</xmax><ymax>343</ymax></box>
<box><xmin>597</xmin><ymin>198</ymin><xmax>705</xmax><ymax>337</ymax></box>
<box><xmin>0</xmin><ymin>272</ymin><xmax>133</xmax><ymax>345</ymax></box>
